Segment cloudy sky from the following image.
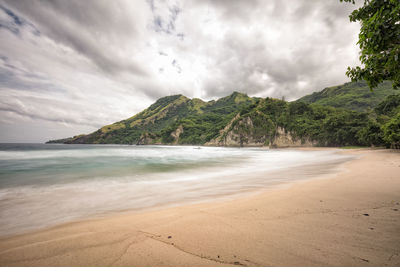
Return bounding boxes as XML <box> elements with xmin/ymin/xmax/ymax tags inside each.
<box><xmin>0</xmin><ymin>0</ymin><xmax>361</xmax><ymax>142</ymax></box>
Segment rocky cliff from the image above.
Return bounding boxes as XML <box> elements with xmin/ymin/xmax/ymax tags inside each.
<box><xmin>170</xmin><ymin>125</ymin><xmax>184</xmax><ymax>145</ymax></box>
<box><xmin>206</xmin><ymin>114</ymin><xmax>316</xmax><ymax>148</ymax></box>
<box><xmin>137</xmin><ymin>132</ymin><xmax>160</xmax><ymax>145</ymax></box>
<box><xmin>269</xmin><ymin>127</ymin><xmax>317</xmax><ymax>148</ymax></box>
<box><xmin>206</xmin><ymin>114</ymin><xmax>266</xmax><ymax>147</ymax></box>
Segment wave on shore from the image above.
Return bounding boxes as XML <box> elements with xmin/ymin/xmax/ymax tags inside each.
<box><xmin>0</xmin><ymin>144</ymin><xmax>353</xmax><ymax>236</ymax></box>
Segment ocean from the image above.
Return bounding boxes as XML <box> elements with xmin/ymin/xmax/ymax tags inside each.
<box><xmin>0</xmin><ymin>143</ymin><xmax>353</xmax><ymax>236</ymax></box>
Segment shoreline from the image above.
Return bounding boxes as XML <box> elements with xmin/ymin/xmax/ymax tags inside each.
<box><xmin>0</xmin><ymin>148</ymin><xmax>352</xmax><ymax>239</ymax></box>
<box><xmin>0</xmin><ymin>148</ymin><xmax>399</xmax><ymax>266</ymax></box>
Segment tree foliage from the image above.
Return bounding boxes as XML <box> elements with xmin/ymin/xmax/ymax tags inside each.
<box><xmin>382</xmin><ymin>112</ymin><xmax>400</xmax><ymax>147</ymax></box>
<box><xmin>341</xmin><ymin>0</ymin><xmax>400</xmax><ymax>89</ymax></box>
<box><xmin>297</xmin><ymin>80</ymin><xmax>397</xmax><ymax>112</ymax></box>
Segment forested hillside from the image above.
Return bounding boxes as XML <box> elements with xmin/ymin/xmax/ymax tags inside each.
<box><xmin>297</xmin><ymin>81</ymin><xmax>397</xmax><ymax>112</ymax></box>
<box><xmin>48</xmin><ymin>83</ymin><xmax>400</xmax><ymax>148</ymax></box>
<box><xmin>48</xmin><ymin>92</ymin><xmax>257</xmax><ymax>145</ymax></box>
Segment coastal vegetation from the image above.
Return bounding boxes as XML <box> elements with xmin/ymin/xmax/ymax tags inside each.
<box><xmin>47</xmin><ymin>81</ymin><xmax>400</xmax><ymax>148</ymax></box>
<box><xmin>296</xmin><ymin>80</ymin><xmax>396</xmax><ymax>112</ymax></box>
<box><xmin>340</xmin><ymin>0</ymin><xmax>400</xmax><ymax>89</ymax></box>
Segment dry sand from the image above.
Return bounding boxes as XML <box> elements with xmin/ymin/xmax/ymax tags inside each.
<box><xmin>0</xmin><ymin>149</ymin><xmax>399</xmax><ymax>266</ymax></box>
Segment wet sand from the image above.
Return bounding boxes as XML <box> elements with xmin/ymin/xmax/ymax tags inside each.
<box><xmin>0</xmin><ymin>149</ymin><xmax>399</xmax><ymax>266</ymax></box>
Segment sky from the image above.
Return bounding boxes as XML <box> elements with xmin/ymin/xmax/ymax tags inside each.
<box><xmin>0</xmin><ymin>0</ymin><xmax>361</xmax><ymax>143</ymax></box>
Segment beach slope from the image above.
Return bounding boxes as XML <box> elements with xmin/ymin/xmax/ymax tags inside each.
<box><xmin>0</xmin><ymin>149</ymin><xmax>399</xmax><ymax>266</ymax></box>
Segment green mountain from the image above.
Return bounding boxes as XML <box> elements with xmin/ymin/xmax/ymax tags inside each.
<box><xmin>297</xmin><ymin>81</ymin><xmax>398</xmax><ymax>112</ymax></box>
<box><xmin>206</xmin><ymin>98</ymin><xmax>370</xmax><ymax>147</ymax></box>
<box><xmin>48</xmin><ymin>92</ymin><xmax>257</xmax><ymax>145</ymax></box>
<box><xmin>48</xmin><ymin>86</ymin><xmax>400</xmax><ymax>148</ymax></box>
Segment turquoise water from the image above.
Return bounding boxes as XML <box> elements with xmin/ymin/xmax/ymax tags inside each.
<box><xmin>0</xmin><ymin>144</ymin><xmax>352</xmax><ymax>236</ymax></box>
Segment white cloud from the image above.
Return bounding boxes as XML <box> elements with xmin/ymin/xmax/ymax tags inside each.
<box><xmin>0</xmin><ymin>0</ymin><xmax>361</xmax><ymax>142</ymax></box>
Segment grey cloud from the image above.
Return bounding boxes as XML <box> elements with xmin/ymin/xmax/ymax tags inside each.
<box><xmin>171</xmin><ymin>59</ymin><xmax>182</xmax><ymax>73</ymax></box>
<box><xmin>197</xmin><ymin>0</ymin><xmax>359</xmax><ymax>100</ymax></box>
<box><xmin>136</xmin><ymin>83</ymin><xmax>166</xmax><ymax>100</ymax></box>
<box><xmin>0</xmin><ymin>94</ymin><xmax>106</xmax><ymax>128</ymax></box>
<box><xmin>0</xmin><ymin>107</ymin><xmax>101</xmax><ymax>128</ymax></box>
<box><xmin>0</xmin><ymin>4</ymin><xmax>40</xmax><ymax>35</ymax></box>
<box><xmin>0</xmin><ymin>56</ymin><xmax>63</xmax><ymax>93</ymax></box>
<box><xmin>176</xmin><ymin>33</ymin><xmax>184</xmax><ymax>40</ymax></box>
<box><xmin>0</xmin><ymin>0</ymin><xmax>362</xmax><ymax>142</ymax></box>
<box><xmin>148</xmin><ymin>0</ymin><xmax>182</xmax><ymax>36</ymax></box>
<box><xmin>209</xmin><ymin>0</ymin><xmax>261</xmax><ymax>22</ymax></box>
<box><xmin>147</xmin><ymin>0</ymin><xmax>155</xmax><ymax>12</ymax></box>
<box><xmin>3</xmin><ymin>0</ymin><xmax>147</xmax><ymax>76</ymax></box>
<box><xmin>0</xmin><ymin>5</ymin><xmax>22</xmax><ymax>34</ymax></box>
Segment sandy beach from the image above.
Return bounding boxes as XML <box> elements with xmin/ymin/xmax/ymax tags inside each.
<box><xmin>0</xmin><ymin>149</ymin><xmax>399</xmax><ymax>266</ymax></box>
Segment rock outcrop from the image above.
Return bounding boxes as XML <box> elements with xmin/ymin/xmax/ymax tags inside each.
<box><xmin>269</xmin><ymin>127</ymin><xmax>317</xmax><ymax>148</ymax></box>
<box><xmin>170</xmin><ymin>125</ymin><xmax>184</xmax><ymax>145</ymax></box>
<box><xmin>206</xmin><ymin>115</ymin><xmax>317</xmax><ymax>148</ymax></box>
<box><xmin>206</xmin><ymin>114</ymin><xmax>267</xmax><ymax>147</ymax></box>
<box><xmin>137</xmin><ymin>132</ymin><xmax>159</xmax><ymax>145</ymax></box>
